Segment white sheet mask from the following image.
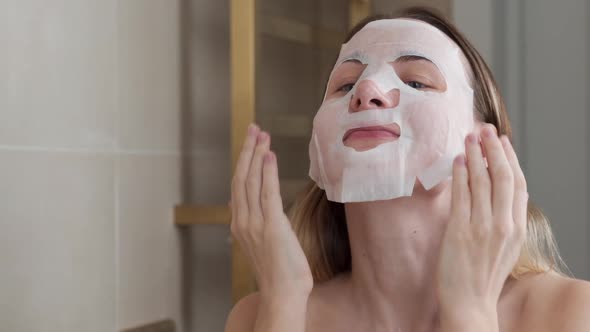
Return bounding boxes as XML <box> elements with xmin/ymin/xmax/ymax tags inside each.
<box><xmin>309</xmin><ymin>19</ymin><xmax>474</xmax><ymax>202</ymax></box>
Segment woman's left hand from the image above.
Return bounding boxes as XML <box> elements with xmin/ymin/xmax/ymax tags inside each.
<box><xmin>437</xmin><ymin>124</ymin><xmax>528</xmax><ymax>331</ymax></box>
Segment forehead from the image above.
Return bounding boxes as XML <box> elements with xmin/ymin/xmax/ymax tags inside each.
<box><xmin>339</xmin><ymin>19</ymin><xmax>460</xmax><ymax>62</ymax></box>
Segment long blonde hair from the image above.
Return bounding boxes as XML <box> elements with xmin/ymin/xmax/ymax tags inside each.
<box><xmin>289</xmin><ymin>7</ymin><xmax>568</xmax><ymax>283</ymax></box>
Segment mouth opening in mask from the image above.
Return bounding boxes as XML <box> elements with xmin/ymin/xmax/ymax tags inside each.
<box><xmin>342</xmin><ymin>122</ymin><xmax>401</xmax><ymax>151</ymax></box>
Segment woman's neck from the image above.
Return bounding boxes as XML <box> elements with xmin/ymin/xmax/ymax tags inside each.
<box><xmin>343</xmin><ymin>181</ymin><xmax>452</xmax><ymax>332</ymax></box>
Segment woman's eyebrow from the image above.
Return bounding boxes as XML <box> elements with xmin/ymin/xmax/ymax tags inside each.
<box><xmin>395</xmin><ymin>55</ymin><xmax>434</xmax><ymax>64</ymax></box>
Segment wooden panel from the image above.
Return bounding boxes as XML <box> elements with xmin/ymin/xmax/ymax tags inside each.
<box><xmin>230</xmin><ymin>0</ymin><xmax>258</xmax><ymax>303</ymax></box>
<box><xmin>231</xmin><ymin>0</ymin><xmax>256</xmax><ymax>169</ymax></box>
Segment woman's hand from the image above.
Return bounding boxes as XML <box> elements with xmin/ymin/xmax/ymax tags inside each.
<box><xmin>230</xmin><ymin>124</ymin><xmax>313</xmax><ymax>301</ymax></box>
<box><xmin>437</xmin><ymin>124</ymin><xmax>528</xmax><ymax>330</ymax></box>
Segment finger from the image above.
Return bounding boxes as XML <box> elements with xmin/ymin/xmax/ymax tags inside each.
<box><xmin>465</xmin><ymin>132</ymin><xmax>492</xmax><ymax>223</ymax></box>
<box><xmin>246</xmin><ymin>131</ymin><xmax>271</xmax><ymax>225</ymax></box>
<box><xmin>261</xmin><ymin>151</ymin><xmax>284</xmax><ymax>221</ymax></box>
<box><xmin>231</xmin><ymin>124</ymin><xmax>259</xmax><ymax>233</ymax></box>
<box><xmin>501</xmin><ymin>136</ymin><xmax>528</xmax><ymax>233</ymax></box>
<box><xmin>450</xmin><ymin>154</ymin><xmax>471</xmax><ymax>228</ymax></box>
<box><xmin>481</xmin><ymin>125</ymin><xmax>514</xmax><ymax>221</ymax></box>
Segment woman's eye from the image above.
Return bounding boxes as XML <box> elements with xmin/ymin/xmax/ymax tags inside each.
<box><xmin>338</xmin><ymin>83</ymin><xmax>355</xmax><ymax>93</ymax></box>
<box><xmin>406</xmin><ymin>81</ymin><xmax>427</xmax><ymax>89</ymax></box>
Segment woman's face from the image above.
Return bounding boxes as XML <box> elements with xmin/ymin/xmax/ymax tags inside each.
<box><xmin>326</xmin><ymin>56</ymin><xmax>448</xmax><ymax>152</ymax></box>
<box><xmin>308</xmin><ymin>19</ymin><xmax>474</xmax><ymax>203</ymax></box>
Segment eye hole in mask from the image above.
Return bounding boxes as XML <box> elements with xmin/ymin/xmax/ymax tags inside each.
<box><xmin>326</xmin><ymin>55</ymin><xmax>447</xmax><ymax>99</ymax></box>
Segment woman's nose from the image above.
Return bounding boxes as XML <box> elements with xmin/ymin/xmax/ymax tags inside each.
<box><xmin>349</xmin><ymin>80</ymin><xmax>400</xmax><ymax>112</ymax></box>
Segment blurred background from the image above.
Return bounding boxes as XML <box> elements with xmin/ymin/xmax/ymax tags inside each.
<box><xmin>0</xmin><ymin>0</ymin><xmax>587</xmax><ymax>331</ymax></box>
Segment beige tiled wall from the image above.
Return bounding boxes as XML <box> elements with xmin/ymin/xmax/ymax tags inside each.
<box><xmin>0</xmin><ymin>0</ymin><xmax>184</xmax><ymax>331</ymax></box>
<box><xmin>0</xmin><ymin>151</ymin><xmax>116</xmax><ymax>331</ymax></box>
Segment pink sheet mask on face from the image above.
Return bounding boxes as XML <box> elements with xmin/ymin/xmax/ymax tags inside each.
<box><xmin>308</xmin><ymin>19</ymin><xmax>474</xmax><ymax>202</ymax></box>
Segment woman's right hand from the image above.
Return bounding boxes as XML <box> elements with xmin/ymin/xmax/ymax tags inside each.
<box><xmin>230</xmin><ymin>123</ymin><xmax>313</xmax><ymax>301</ymax></box>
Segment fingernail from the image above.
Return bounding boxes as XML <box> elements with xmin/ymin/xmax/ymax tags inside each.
<box><xmin>466</xmin><ymin>133</ymin><xmax>477</xmax><ymax>144</ymax></box>
<box><xmin>248</xmin><ymin>123</ymin><xmax>259</xmax><ymax>135</ymax></box>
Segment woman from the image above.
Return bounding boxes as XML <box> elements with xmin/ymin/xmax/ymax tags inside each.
<box><xmin>225</xmin><ymin>7</ymin><xmax>590</xmax><ymax>332</ymax></box>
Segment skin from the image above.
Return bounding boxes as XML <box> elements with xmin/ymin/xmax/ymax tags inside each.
<box><xmin>225</xmin><ymin>54</ymin><xmax>590</xmax><ymax>332</ymax></box>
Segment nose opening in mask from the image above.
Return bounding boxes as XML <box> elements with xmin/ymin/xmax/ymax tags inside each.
<box><xmin>349</xmin><ymin>81</ymin><xmax>401</xmax><ymax>113</ymax></box>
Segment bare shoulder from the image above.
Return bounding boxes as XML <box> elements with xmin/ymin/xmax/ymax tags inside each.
<box><xmin>544</xmin><ymin>275</ymin><xmax>590</xmax><ymax>331</ymax></box>
<box><xmin>224</xmin><ymin>292</ymin><xmax>261</xmax><ymax>332</ymax></box>
<box><xmin>224</xmin><ymin>275</ymin><xmax>351</xmax><ymax>332</ymax></box>
<box><xmin>520</xmin><ymin>272</ymin><xmax>590</xmax><ymax>332</ymax></box>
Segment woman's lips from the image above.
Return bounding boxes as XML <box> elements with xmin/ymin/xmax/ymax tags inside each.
<box><xmin>343</xmin><ymin>124</ymin><xmax>401</xmax><ymax>144</ymax></box>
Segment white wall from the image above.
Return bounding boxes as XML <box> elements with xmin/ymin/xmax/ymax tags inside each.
<box><xmin>0</xmin><ymin>0</ymin><xmax>185</xmax><ymax>331</ymax></box>
<box><xmin>453</xmin><ymin>0</ymin><xmax>590</xmax><ymax>279</ymax></box>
